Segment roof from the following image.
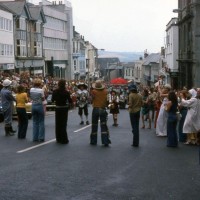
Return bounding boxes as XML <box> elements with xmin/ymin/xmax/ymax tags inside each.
<box><xmin>107</xmin><ymin>65</ymin><xmax>123</xmax><ymax>70</ymax></box>
<box><xmin>142</xmin><ymin>53</ymin><xmax>161</xmax><ymax>66</ymax></box>
<box><xmin>0</xmin><ymin>1</ymin><xmax>26</xmax><ymax>16</ymax></box>
<box><xmin>28</xmin><ymin>5</ymin><xmax>46</xmax><ymax>22</ymax></box>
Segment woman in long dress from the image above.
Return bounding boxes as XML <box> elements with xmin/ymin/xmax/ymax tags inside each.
<box><xmin>156</xmin><ymin>84</ymin><xmax>171</xmax><ymax>137</ymax></box>
<box><xmin>165</xmin><ymin>91</ymin><xmax>178</xmax><ymax>147</ymax></box>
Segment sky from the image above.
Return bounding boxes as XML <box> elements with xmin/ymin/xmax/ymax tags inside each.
<box><xmin>33</xmin><ymin>0</ymin><xmax>178</xmax><ymax>53</ymax></box>
<box><xmin>69</xmin><ymin>0</ymin><xmax>178</xmax><ymax>53</ymax></box>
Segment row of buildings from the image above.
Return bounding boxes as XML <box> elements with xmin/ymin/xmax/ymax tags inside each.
<box><xmin>0</xmin><ymin>0</ymin><xmax>99</xmax><ymax>81</ymax></box>
<box><xmin>1</xmin><ymin>0</ymin><xmax>200</xmax><ymax>89</ymax></box>
<box><xmin>98</xmin><ymin>0</ymin><xmax>200</xmax><ymax>89</ymax></box>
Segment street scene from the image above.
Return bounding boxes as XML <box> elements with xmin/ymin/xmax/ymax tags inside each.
<box><xmin>0</xmin><ymin>107</ymin><xmax>199</xmax><ymax>200</ymax></box>
<box><xmin>1</xmin><ymin>0</ymin><xmax>200</xmax><ymax>200</ymax></box>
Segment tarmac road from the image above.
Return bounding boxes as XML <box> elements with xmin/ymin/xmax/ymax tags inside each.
<box><xmin>0</xmin><ymin>106</ymin><xmax>199</xmax><ymax>200</ymax></box>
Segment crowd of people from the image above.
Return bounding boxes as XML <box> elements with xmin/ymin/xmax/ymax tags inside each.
<box><xmin>1</xmin><ymin>71</ymin><xmax>200</xmax><ymax>148</ymax></box>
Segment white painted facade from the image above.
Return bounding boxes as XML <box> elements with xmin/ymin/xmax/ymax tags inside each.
<box><xmin>0</xmin><ymin>8</ymin><xmax>14</xmax><ymax>70</ymax></box>
<box><xmin>134</xmin><ymin>60</ymin><xmax>143</xmax><ymax>83</ymax></box>
<box><xmin>165</xmin><ymin>18</ymin><xmax>179</xmax><ymax>72</ymax></box>
<box><xmin>40</xmin><ymin>0</ymin><xmax>73</xmax><ymax>79</ymax></box>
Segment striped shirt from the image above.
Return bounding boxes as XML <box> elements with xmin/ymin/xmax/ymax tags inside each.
<box><xmin>30</xmin><ymin>88</ymin><xmax>44</xmax><ymax>104</ymax></box>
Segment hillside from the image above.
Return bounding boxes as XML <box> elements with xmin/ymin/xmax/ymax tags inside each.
<box><xmin>98</xmin><ymin>51</ymin><xmax>143</xmax><ymax>62</ymax></box>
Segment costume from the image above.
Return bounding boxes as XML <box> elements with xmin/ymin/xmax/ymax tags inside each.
<box><xmin>90</xmin><ymin>80</ymin><xmax>111</xmax><ymax>146</ymax></box>
<box><xmin>156</xmin><ymin>97</ymin><xmax>168</xmax><ymax>136</ymax></box>
<box><xmin>76</xmin><ymin>82</ymin><xmax>89</xmax><ymax>125</ymax></box>
<box><xmin>108</xmin><ymin>90</ymin><xmax>119</xmax><ymax>126</ymax></box>
<box><xmin>52</xmin><ymin>85</ymin><xmax>72</xmax><ymax>144</ymax></box>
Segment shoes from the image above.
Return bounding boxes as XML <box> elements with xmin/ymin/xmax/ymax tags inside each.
<box><xmin>39</xmin><ymin>139</ymin><xmax>45</xmax><ymax>142</ymax></box>
<box><xmin>86</xmin><ymin>121</ymin><xmax>89</xmax><ymax>125</ymax></box>
<box><xmin>90</xmin><ymin>142</ymin><xmax>97</xmax><ymax>146</ymax></box>
<box><xmin>58</xmin><ymin>140</ymin><xmax>69</xmax><ymax>144</ymax></box>
<box><xmin>112</xmin><ymin>124</ymin><xmax>118</xmax><ymax>127</ymax></box>
<box><xmin>131</xmin><ymin>144</ymin><xmax>139</xmax><ymax>147</ymax></box>
<box><xmin>141</xmin><ymin>126</ymin><xmax>145</xmax><ymax>129</ymax></box>
<box><xmin>104</xmin><ymin>144</ymin><xmax>109</xmax><ymax>147</ymax></box>
<box><xmin>80</xmin><ymin>121</ymin><xmax>84</xmax><ymax>125</ymax></box>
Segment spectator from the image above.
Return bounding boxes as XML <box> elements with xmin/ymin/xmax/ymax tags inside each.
<box><xmin>52</xmin><ymin>79</ymin><xmax>72</xmax><ymax>144</ymax></box>
<box><xmin>0</xmin><ymin>79</ymin><xmax>16</xmax><ymax>136</ymax></box>
<box><xmin>165</xmin><ymin>91</ymin><xmax>178</xmax><ymax>147</ymax></box>
<box><xmin>16</xmin><ymin>85</ymin><xmax>29</xmax><ymax>139</ymax></box>
<box><xmin>30</xmin><ymin>78</ymin><xmax>45</xmax><ymax>142</ymax></box>
<box><xmin>128</xmin><ymin>83</ymin><xmax>143</xmax><ymax>147</ymax></box>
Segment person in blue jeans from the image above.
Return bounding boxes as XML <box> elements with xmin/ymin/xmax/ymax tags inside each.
<box><xmin>30</xmin><ymin>78</ymin><xmax>45</xmax><ymax>142</ymax></box>
<box><xmin>90</xmin><ymin>80</ymin><xmax>111</xmax><ymax>146</ymax></box>
<box><xmin>128</xmin><ymin>83</ymin><xmax>143</xmax><ymax>147</ymax></box>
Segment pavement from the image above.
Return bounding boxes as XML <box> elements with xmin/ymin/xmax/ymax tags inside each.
<box><xmin>0</xmin><ymin>107</ymin><xmax>199</xmax><ymax>200</ymax></box>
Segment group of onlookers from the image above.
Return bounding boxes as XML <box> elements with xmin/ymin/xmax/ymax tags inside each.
<box><xmin>138</xmin><ymin>84</ymin><xmax>200</xmax><ymax>147</ymax></box>
<box><xmin>1</xmin><ymin>71</ymin><xmax>200</xmax><ymax>148</ymax></box>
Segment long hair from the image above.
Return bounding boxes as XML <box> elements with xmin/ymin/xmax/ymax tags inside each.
<box><xmin>58</xmin><ymin>79</ymin><xmax>66</xmax><ymax>90</ymax></box>
<box><xmin>168</xmin><ymin>91</ymin><xmax>178</xmax><ymax>105</ymax></box>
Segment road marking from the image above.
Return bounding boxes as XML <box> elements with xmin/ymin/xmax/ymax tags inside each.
<box><xmin>17</xmin><ymin>139</ymin><xmax>56</xmax><ymax>153</ymax></box>
<box><xmin>74</xmin><ymin>114</ymin><xmax>112</xmax><ymax>133</ymax></box>
<box><xmin>16</xmin><ymin>114</ymin><xmax>112</xmax><ymax>153</ymax></box>
<box><xmin>74</xmin><ymin>125</ymin><xmax>91</xmax><ymax>133</ymax></box>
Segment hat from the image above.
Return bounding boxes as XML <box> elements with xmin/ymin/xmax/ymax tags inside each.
<box><xmin>77</xmin><ymin>82</ymin><xmax>88</xmax><ymax>89</ymax></box>
<box><xmin>188</xmin><ymin>88</ymin><xmax>197</xmax><ymax>98</ymax></box>
<box><xmin>128</xmin><ymin>83</ymin><xmax>137</xmax><ymax>91</ymax></box>
<box><xmin>92</xmin><ymin>80</ymin><xmax>105</xmax><ymax>90</ymax></box>
<box><xmin>3</xmin><ymin>79</ymin><xmax>12</xmax><ymax>87</ymax></box>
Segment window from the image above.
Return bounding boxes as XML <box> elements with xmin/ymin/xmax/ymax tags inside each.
<box><xmin>16</xmin><ymin>40</ymin><xmax>27</xmax><ymax>57</ymax></box>
<box><xmin>34</xmin><ymin>41</ymin><xmax>42</xmax><ymax>57</ymax></box>
<box><xmin>16</xmin><ymin>18</ymin><xmax>26</xmax><ymax>30</ymax></box>
<box><xmin>0</xmin><ymin>43</ymin><xmax>13</xmax><ymax>56</ymax></box>
<box><xmin>44</xmin><ymin>37</ymin><xmax>67</xmax><ymax>50</ymax></box>
<box><xmin>45</xmin><ymin>16</ymin><xmax>66</xmax><ymax>32</ymax></box>
<box><xmin>74</xmin><ymin>60</ymin><xmax>77</xmax><ymax>70</ymax></box>
<box><xmin>0</xmin><ymin>16</ymin><xmax>12</xmax><ymax>31</ymax></box>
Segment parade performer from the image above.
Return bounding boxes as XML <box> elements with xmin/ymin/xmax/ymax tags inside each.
<box><xmin>76</xmin><ymin>82</ymin><xmax>89</xmax><ymax>125</ymax></box>
<box><xmin>90</xmin><ymin>80</ymin><xmax>111</xmax><ymax>146</ymax></box>
<box><xmin>108</xmin><ymin>90</ymin><xmax>119</xmax><ymax>126</ymax></box>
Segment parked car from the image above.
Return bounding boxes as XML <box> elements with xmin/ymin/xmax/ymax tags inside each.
<box><xmin>46</xmin><ymin>94</ymin><xmax>55</xmax><ymax>111</ymax></box>
<box><xmin>0</xmin><ymin>95</ymin><xmax>32</xmax><ymax>122</ymax></box>
<box><xmin>13</xmin><ymin>101</ymin><xmax>32</xmax><ymax>119</ymax></box>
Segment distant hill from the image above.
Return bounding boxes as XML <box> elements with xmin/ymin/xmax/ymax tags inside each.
<box><xmin>98</xmin><ymin>51</ymin><xmax>143</xmax><ymax>62</ymax></box>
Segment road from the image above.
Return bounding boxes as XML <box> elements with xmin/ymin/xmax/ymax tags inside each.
<box><xmin>0</xmin><ymin>106</ymin><xmax>199</xmax><ymax>200</ymax></box>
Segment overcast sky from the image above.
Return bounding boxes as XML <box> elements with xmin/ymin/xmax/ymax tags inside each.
<box><xmin>33</xmin><ymin>0</ymin><xmax>178</xmax><ymax>53</ymax></box>
<box><xmin>70</xmin><ymin>0</ymin><xmax>178</xmax><ymax>53</ymax></box>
